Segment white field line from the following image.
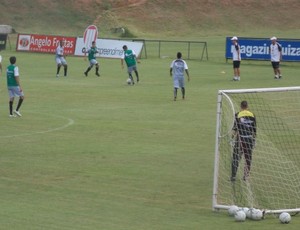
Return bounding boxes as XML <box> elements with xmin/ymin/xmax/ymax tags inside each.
<box><xmin>0</xmin><ymin>113</ymin><xmax>75</xmax><ymax>138</ymax></box>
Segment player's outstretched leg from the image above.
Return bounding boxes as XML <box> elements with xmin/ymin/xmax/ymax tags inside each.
<box><xmin>134</xmin><ymin>70</ymin><xmax>139</xmax><ymax>82</ymax></box>
<box><xmin>56</xmin><ymin>64</ymin><xmax>61</xmax><ymax>77</ymax></box>
<box><xmin>129</xmin><ymin>73</ymin><xmax>134</xmax><ymax>85</ymax></box>
<box><xmin>84</xmin><ymin>66</ymin><xmax>92</xmax><ymax>77</ymax></box>
<box><xmin>14</xmin><ymin>97</ymin><xmax>24</xmax><ymax>117</ymax></box>
<box><xmin>95</xmin><ymin>64</ymin><xmax>100</xmax><ymax>77</ymax></box>
<box><xmin>64</xmin><ymin>65</ymin><xmax>68</xmax><ymax>77</ymax></box>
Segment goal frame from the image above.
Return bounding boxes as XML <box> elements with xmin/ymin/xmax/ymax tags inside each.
<box><xmin>212</xmin><ymin>86</ymin><xmax>300</xmax><ymax>214</ymax></box>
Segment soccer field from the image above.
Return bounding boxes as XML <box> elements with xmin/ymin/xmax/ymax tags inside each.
<box><xmin>0</xmin><ymin>38</ymin><xmax>299</xmax><ymax>229</ymax></box>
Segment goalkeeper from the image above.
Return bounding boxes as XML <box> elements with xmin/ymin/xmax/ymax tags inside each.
<box><xmin>231</xmin><ymin>101</ymin><xmax>256</xmax><ymax>181</ymax></box>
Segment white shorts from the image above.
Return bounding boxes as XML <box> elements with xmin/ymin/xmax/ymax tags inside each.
<box><xmin>127</xmin><ymin>65</ymin><xmax>137</xmax><ymax>74</ymax></box>
<box><xmin>173</xmin><ymin>75</ymin><xmax>185</xmax><ymax>88</ymax></box>
<box><xmin>89</xmin><ymin>59</ymin><xmax>98</xmax><ymax>66</ymax></box>
<box><xmin>56</xmin><ymin>57</ymin><xmax>67</xmax><ymax>65</ymax></box>
<box><xmin>8</xmin><ymin>86</ymin><xmax>24</xmax><ymax>98</ymax></box>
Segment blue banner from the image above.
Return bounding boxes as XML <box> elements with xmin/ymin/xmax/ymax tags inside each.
<box><xmin>225</xmin><ymin>37</ymin><xmax>300</xmax><ymax>61</ymax></box>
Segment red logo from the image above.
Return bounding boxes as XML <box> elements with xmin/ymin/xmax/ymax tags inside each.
<box><xmin>19</xmin><ymin>38</ymin><xmax>29</xmax><ymax>47</ymax></box>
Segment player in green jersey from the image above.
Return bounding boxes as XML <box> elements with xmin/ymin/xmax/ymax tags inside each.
<box><xmin>6</xmin><ymin>56</ymin><xmax>24</xmax><ymax>117</ymax></box>
<box><xmin>121</xmin><ymin>45</ymin><xmax>140</xmax><ymax>85</ymax></box>
<box><xmin>83</xmin><ymin>41</ymin><xmax>100</xmax><ymax>77</ymax></box>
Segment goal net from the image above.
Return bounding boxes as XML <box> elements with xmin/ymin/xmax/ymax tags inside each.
<box><xmin>212</xmin><ymin>87</ymin><xmax>300</xmax><ymax>214</ymax></box>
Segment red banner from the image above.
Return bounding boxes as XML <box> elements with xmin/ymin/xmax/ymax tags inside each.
<box><xmin>17</xmin><ymin>34</ymin><xmax>76</xmax><ymax>54</ymax></box>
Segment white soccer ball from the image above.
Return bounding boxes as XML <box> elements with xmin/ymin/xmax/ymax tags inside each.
<box><xmin>251</xmin><ymin>209</ymin><xmax>263</xmax><ymax>220</ymax></box>
<box><xmin>126</xmin><ymin>78</ymin><xmax>132</xmax><ymax>85</ymax></box>
<box><xmin>241</xmin><ymin>207</ymin><xmax>250</xmax><ymax>217</ymax></box>
<box><xmin>245</xmin><ymin>208</ymin><xmax>252</xmax><ymax>219</ymax></box>
<box><xmin>235</xmin><ymin>210</ymin><xmax>246</xmax><ymax>222</ymax></box>
<box><xmin>228</xmin><ymin>205</ymin><xmax>239</xmax><ymax>216</ymax></box>
<box><xmin>279</xmin><ymin>212</ymin><xmax>291</xmax><ymax>224</ymax></box>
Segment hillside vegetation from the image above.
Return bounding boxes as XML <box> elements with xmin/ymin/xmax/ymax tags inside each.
<box><xmin>1</xmin><ymin>0</ymin><xmax>300</xmax><ymax>38</ymax></box>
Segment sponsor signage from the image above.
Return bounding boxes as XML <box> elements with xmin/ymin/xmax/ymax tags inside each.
<box><xmin>225</xmin><ymin>37</ymin><xmax>300</xmax><ymax>61</ymax></box>
<box><xmin>16</xmin><ymin>34</ymin><xmax>76</xmax><ymax>54</ymax></box>
<box><xmin>16</xmin><ymin>33</ymin><xmax>143</xmax><ymax>59</ymax></box>
<box><xmin>74</xmin><ymin>37</ymin><xmax>144</xmax><ymax>59</ymax></box>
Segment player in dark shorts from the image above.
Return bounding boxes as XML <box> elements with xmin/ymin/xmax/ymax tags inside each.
<box><xmin>231</xmin><ymin>101</ymin><xmax>256</xmax><ymax>182</ymax></box>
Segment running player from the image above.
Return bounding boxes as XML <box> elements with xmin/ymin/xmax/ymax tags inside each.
<box><xmin>170</xmin><ymin>52</ymin><xmax>190</xmax><ymax>101</ymax></box>
<box><xmin>83</xmin><ymin>41</ymin><xmax>100</xmax><ymax>77</ymax></box>
<box><xmin>270</xmin><ymin>36</ymin><xmax>283</xmax><ymax>79</ymax></box>
<box><xmin>55</xmin><ymin>40</ymin><xmax>68</xmax><ymax>77</ymax></box>
<box><xmin>6</xmin><ymin>56</ymin><xmax>25</xmax><ymax>117</ymax></box>
<box><xmin>121</xmin><ymin>45</ymin><xmax>140</xmax><ymax>85</ymax></box>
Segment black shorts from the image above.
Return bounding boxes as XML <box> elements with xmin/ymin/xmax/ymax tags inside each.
<box><xmin>272</xmin><ymin>62</ymin><xmax>280</xmax><ymax>69</ymax></box>
<box><xmin>233</xmin><ymin>61</ymin><xmax>240</xmax><ymax>68</ymax></box>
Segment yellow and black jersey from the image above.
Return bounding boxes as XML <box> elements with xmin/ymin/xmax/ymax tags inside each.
<box><xmin>233</xmin><ymin>110</ymin><xmax>256</xmax><ymax>138</ymax></box>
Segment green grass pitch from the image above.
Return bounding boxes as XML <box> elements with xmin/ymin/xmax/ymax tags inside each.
<box><xmin>0</xmin><ymin>38</ymin><xmax>300</xmax><ymax>229</ymax></box>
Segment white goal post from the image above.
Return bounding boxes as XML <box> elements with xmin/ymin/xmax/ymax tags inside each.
<box><xmin>212</xmin><ymin>86</ymin><xmax>300</xmax><ymax>214</ymax></box>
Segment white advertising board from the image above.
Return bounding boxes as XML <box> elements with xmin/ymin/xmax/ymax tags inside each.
<box><xmin>74</xmin><ymin>38</ymin><xmax>143</xmax><ymax>59</ymax></box>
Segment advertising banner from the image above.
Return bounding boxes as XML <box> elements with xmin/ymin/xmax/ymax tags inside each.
<box><xmin>16</xmin><ymin>34</ymin><xmax>76</xmax><ymax>54</ymax></box>
<box><xmin>74</xmin><ymin>37</ymin><xmax>144</xmax><ymax>59</ymax></box>
<box><xmin>0</xmin><ymin>34</ymin><xmax>7</xmax><ymax>50</ymax></box>
<box><xmin>225</xmin><ymin>37</ymin><xmax>300</xmax><ymax>61</ymax></box>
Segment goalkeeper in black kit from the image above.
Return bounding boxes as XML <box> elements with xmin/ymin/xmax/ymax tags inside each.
<box><xmin>231</xmin><ymin>101</ymin><xmax>257</xmax><ymax>182</ymax></box>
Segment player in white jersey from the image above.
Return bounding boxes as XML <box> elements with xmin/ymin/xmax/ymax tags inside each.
<box><xmin>170</xmin><ymin>52</ymin><xmax>190</xmax><ymax>101</ymax></box>
<box><xmin>270</xmin><ymin>36</ymin><xmax>282</xmax><ymax>79</ymax></box>
<box><xmin>55</xmin><ymin>40</ymin><xmax>68</xmax><ymax>77</ymax></box>
<box><xmin>231</xmin><ymin>36</ymin><xmax>241</xmax><ymax>81</ymax></box>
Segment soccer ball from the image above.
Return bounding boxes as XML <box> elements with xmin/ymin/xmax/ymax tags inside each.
<box><xmin>228</xmin><ymin>205</ymin><xmax>239</xmax><ymax>216</ymax></box>
<box><xmin>126</xmin><ymin>78</ymin><xmax>132</xmax><ymax>85</ymax></box>
<box><xmin>240</xmin><ymin>207</ymin><xmax>250</xmax><ymax>218</ymax></box>
<box><xmin>251</xmin><ymin>209</ymin><xmax>263</xmax><ymax>220</ymax></box>
<box><xmin>235</xmin><ymin>210</ymin><xmax>246</xmax><ymax>222</ymax></box>
<box><xmin>245</xmin><ymin>208</ymin><xmax>252</xmax><ymax>219</ymax></box>
<box><xmin>279</xmin><ymin>212</ymin><xmax>291</xmax><ymax>224</ymax></box>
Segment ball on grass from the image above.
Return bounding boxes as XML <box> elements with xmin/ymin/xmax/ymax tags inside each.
<box><xmin>279</xmin><ymin>212</ymin><xmax>291</xmax><ymax>224</ymax></box>
<box><xmin>235</xmin><ymin>210</ymin><xmax>246</xmax><ymax>222</ymax></box>
<box><xmin>228</xmin><ymin>205</ymin><xmax>239</xmax><ymax>216</ymax></box>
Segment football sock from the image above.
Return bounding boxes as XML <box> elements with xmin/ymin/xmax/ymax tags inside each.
<box><xmin>9</xmin><ymin>101</ymin><xmax>13</xmax><ymax>115</ymax></box>
<box><xmin>64</xmin><ymin>66</ymin><xmax>68</xmax><ymax>76</ymax></box>
<box><xmin>135</xmin><ymin>70</ymin><xmax>139</xmax><ymax>81</ymax></box>
<box><xmin>57</xmin><ymin>66</ymin><xmax>61</xmax><ymax>74</ymax></box>
<box><xmin>129</xmin><ymin>73</ymin><xmax>134</xmax><ymax>82</ymax></box>
<box><xmin>181</xmin><ymin>87</ymin><xmax>185</xmax><ymax>99</ymax></box>
<box><xmin>16</xmin><ymin>98</ymin><xmax>24</xmax><ymax>111</ymax></box>
<box><xmin>85</xmin><ymin>66</ymin><xmax>92</xmax><ymax>73</ymax></box>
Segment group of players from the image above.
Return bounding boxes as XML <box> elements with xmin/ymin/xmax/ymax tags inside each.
<box><xmin>231</xmin><ymin>36</ymin><xmax>283</xmax><ymax>81</ymax></box>
<box><xmin>0</xmin><ymin>39</ymin><xmax>191</xmax><ymax>119</ymax></box>
<box><xmin>55</xmin><ymin>40</ymin><xmax>140</xmax><ymax>82</ymax></box>
<box><xmin>55</xmin><ymin>40</ymin><xmax>190</xmax><ymax>101</ymax></box>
